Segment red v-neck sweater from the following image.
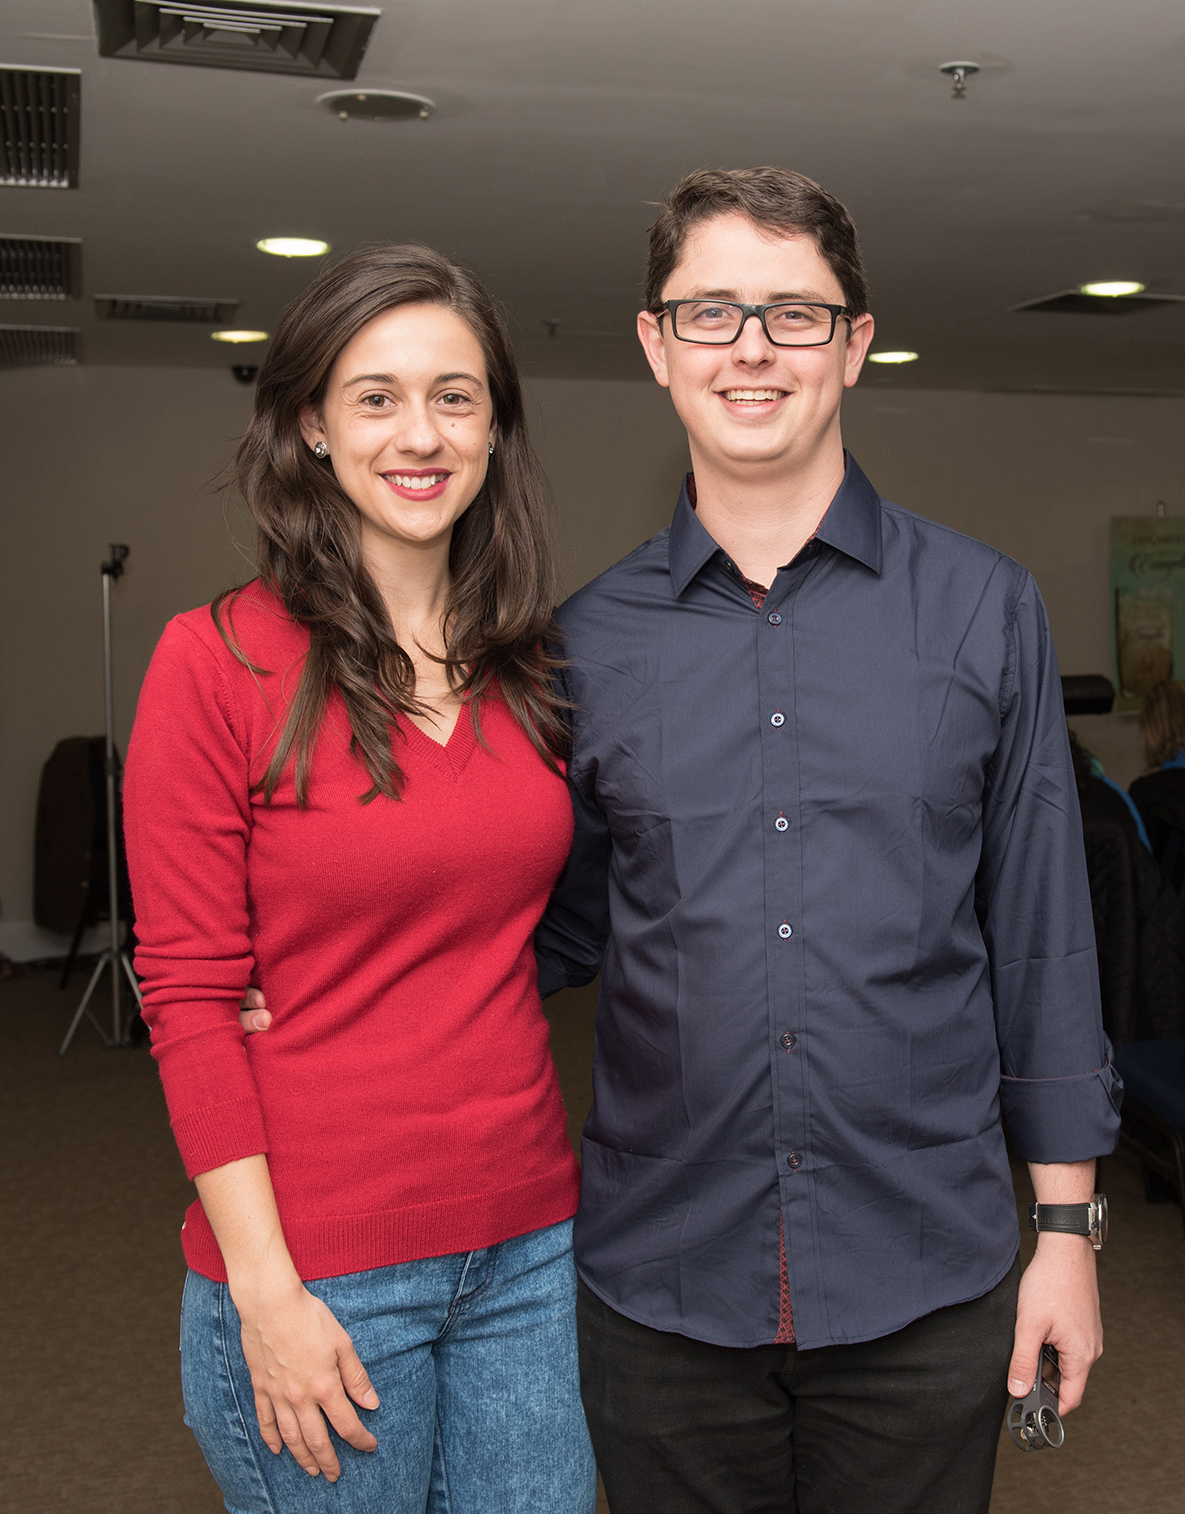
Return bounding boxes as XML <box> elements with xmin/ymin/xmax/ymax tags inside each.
<box><xmin>124</xmin><ymin>582</ymin><xmax>580</xmax><ymax>1282</ymax></box>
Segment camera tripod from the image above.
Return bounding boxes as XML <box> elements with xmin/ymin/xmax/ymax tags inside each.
<box><xmin>59</xmin><ymin>545</ymin><xmax>144</xmax><ymax>1055</ymax></box>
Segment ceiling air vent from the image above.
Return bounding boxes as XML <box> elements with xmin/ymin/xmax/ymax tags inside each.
<box><xmin>94</xmin><ymin>0</ymin><xmax>381</xmax><ymax>79</ymax></box>
<box><xmin>1010</xmin><ymin>290</ymin><xmax>1185</xmax><ymax>315</ymax></box>
<box><xmin>95</xmin><ymin>294</ymin><xmax>240</xmax><ymax>321</ymax></box>
<box><xmin>0</xmin><ymin>325</ymin><xmax>80</xmax><ymax>367</ymax></box>
<box><xmin>0</xmin><ymin>237</ymin><xmax>82</xmax><ymax>299</ymax></box>
<box><xmin>0</xmin><ymin>67</ymin><xmax>81</xmax><ymax>189</ymax></box>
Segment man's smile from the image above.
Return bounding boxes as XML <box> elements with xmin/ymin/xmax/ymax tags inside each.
<box><xmin>718</xmin><ymin>387</ymin><xmax>790</xmax><ymax>407</ymax></box>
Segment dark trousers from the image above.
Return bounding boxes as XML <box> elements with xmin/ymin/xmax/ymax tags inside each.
<box><xmin>578</xmin><ymin>1257</ymin><xmax>1020</xmax><ymax>1514</ymax></box>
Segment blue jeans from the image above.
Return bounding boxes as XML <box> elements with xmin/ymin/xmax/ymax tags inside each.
<box><xmin>180</xmin><ymin>1219</ymin><xmax>597</xmax><ymax>1514</ymax></box>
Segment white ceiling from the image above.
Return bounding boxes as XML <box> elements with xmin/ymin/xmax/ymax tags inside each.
<box><xmin>3</xmin><ymin>0</ymin><xmax>1184</xmax><ymax>390</ymax></box>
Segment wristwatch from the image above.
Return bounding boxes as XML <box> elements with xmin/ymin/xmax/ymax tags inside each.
<box><xmin>1028</xmin><ymin>1193</ymin><xmax>1108</xmax><ymax>1251</ymax></box>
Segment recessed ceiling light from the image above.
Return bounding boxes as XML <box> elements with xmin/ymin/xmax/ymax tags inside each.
<box><xmin>867</xmin><ymin>351</ymin><xmax>919</xmax><ymax>364</ymax></box>
<box><xmin>211</xmin><ymin>329</ymin><xmax>269</xmax><ymax>344</ymax></box>
<box><xmin>1010</xmin><ymin>288</ymin><xmax>1185</xmax><ymax>314</ymax></box>
<box><xmin>1079</xmin><ymin>280</ymin><xmax>1145</xmax><ymax>297</ymax></box>
<box><xmin>255</xmin><ymin>237</ymin><xmax>329</xmax><ymax>258</ymax></box>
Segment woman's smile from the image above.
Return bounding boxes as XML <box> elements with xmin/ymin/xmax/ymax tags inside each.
<box><xmin>381</xmin><ymin>468</ymin><xmax>452</xmax><ymax>500</ymax></box>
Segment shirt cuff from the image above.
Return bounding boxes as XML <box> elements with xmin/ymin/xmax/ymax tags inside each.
<box><xmin>999</xmin><ymin>1058</ymin><xmax>1123</xmax><ymax>1163</ymax></box>
<box><xmin>534</xmin><ymin>945</ymin><xmax>591</xmax><ymax>998</ymax></box>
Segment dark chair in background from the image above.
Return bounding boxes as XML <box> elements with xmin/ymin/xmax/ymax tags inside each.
<box><xmin>1113</xmin><ymin>1039</ymin><xmax>1185</xmax><ymax>1237</ymax></box>
<box><xmin>1082</xmin><ymin>820</ymin><xmax>1185</xmax><ymax>1048</ymax></box>
<box><xmin>33</xmin><ymin>736</ymin><xmax>132</xmax><ymax>988</ymax></box>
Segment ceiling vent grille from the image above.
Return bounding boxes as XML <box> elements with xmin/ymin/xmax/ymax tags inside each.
<box><xmin>95</xmin><ymin>294</ymin><xmax>240</xmax><ymax>321</ymax></box>
<box><xmin>0</xmin><ymin>324</ymin><xmax>79</xmax><ymax>367</ymax></box>
<box><xmin>94</xmin><ymin>0</ymin><xmax>380</xmax><ymax>78</ymax></box>
<box><xmin>0</xmin><ymin>236</ymin><xmax>82</xmax><ymax>299</ymax></box>
<box><xmin>0</xmin><ymin>67</ymin><xmax>81</xmax><ymax>189</ymax></box>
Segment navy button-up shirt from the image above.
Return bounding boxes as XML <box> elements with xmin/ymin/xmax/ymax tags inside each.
<box><xmin>536</xmin><ymin>455</ymin><xmax>1122</xmax><ymax>1351</ymax></box>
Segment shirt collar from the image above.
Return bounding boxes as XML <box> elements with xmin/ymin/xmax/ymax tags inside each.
<box><xmin>667</xmin><ymin>450</ymin><xmax>883</xmax><ymax>598</ymax></box>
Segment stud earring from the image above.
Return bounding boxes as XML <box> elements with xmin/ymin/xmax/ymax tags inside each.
<box><xmin>488</xmin><ymin>442</ymin><xmax>495</xmax><ymax>455</ymax></box>
<box><xmin>313</xmin><ymin>441</ymin><xmax>329</xmax><ymax>459</ymax></box>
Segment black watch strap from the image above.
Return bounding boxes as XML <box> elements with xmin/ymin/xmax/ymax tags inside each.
<box><xmin>1028</xmin><ymin>1194</ymin><xmax>1107</xmax><ymax>1249</ymax></box>
<box><xmin>1028</xmin><ymin>1202</ymin><xmax>1090</xmax><ymax>1235</ymax></box>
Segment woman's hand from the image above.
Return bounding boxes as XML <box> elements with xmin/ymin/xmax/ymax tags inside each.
<box><xmin>235</xmin><ymin>1276</ymin><xmax>379</xmax><ymax>1481</ymax></box>
<box><xmin>225</xmin><ymin>1004</ymin><xmax>373</xmax><ymax>1474</ymax></box>
<box><xmin>220</xmin><ymin>1014</ymin><xmax>372</xmax><ymax>1477</ymax></box>
<box><xmin>240</xmin><ymin>986</ymin><xmax>272</xmax><ymax>1033</ymax></box>
<box><xmin>193</xmin><ymin>1156</ymin><xmax>379</xmax><ymax>1483</ymax></box>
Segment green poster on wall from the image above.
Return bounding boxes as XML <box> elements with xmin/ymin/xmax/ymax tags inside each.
<box><xmin>1111</xmin><ymin>517</ymin><xmax>1185</xmax><ymax>711</ymax></box>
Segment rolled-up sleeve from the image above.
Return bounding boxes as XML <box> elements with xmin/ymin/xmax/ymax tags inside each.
<box><xmin>976</xmin><ymin>573</ymin><xmax>1123</xmax><ymax>1161</ymax></box>
<box><xmin>124</xmin><ymin>620</ymin><xmax>268</xmax><ymax>1179</ymax></box>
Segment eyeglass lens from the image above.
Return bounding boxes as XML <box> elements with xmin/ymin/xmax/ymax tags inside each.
<box><xmin>673</xmin><ymin>301</ymin><xmax>835</xmax><ymax>345</ymax></box>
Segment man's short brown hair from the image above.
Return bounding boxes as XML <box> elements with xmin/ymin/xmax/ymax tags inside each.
<box><xmin>644</xmin><ymin>166</ymin><xmax>870</xmax><ymax>319</ymax></box>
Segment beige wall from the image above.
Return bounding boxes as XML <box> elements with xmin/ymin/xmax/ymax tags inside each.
<box><xmin>526</xmin><ymin>377</ymin><xmax>690</xmax><ymax>593</ymax></box>
<box><xmin>1</xmin><ymin>367</ymin><xmax>254</xmax><ymax>957</ymax></box>
<box><xmin>2</xmin><ymin>366</ymin><xmax>1182</xmax><ymax>949</ymax></box>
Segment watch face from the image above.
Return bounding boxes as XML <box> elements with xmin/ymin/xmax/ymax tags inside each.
<box><xmin>1090</xmin><ymin>1193</ymin><xmax>1108</xmax><ymax>1246</ymax></box>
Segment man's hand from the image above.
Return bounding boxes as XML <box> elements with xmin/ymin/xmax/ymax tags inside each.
<box><xmin>1008</xmin><ymin>1159</ymin><xmax>1102</xmax><ymax>1415</ymax></box>
<box><xmin>240</xmin><ymin>986</ymin><xmax>272</xmax><ymax>1033</ymax></box>
<box><xmin>1008</xmin><ymin>1235</ymin><xmax>1101</xmax><ymax>1414</ymax></box>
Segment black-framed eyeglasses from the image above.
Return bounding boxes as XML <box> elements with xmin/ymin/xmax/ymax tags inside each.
<box><xmin>659</xmin><ymin>299</ymin><xmax>849</xmax><ymax>348</ymax></box>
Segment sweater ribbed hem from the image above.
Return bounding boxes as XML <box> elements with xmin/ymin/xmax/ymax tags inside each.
<box><xmin>180</xmin><ymin>1160</ymin><xmax>581</xmax><ymax>1281</ymax></box>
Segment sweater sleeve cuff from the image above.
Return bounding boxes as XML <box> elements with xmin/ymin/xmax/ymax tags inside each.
<box><xmin>170</xmin><ymin>1096</ymin><xmax>270</xmax><ymax>1180</ymax></box>
<box><xmin>999</xmin><ymin>1057</ymin><xmax>1124</xmax><ymax>1163</ymax></box>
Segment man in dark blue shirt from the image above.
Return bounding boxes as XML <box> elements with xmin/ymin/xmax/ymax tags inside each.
<box><xmin>535</xmin><ymin>168</ymin><xmax>1120</xmax><ymax>1513</ymax></box>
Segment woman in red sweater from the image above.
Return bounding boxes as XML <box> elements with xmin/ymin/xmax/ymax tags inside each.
<box><xmin>124</xmin><ymin>246</ymin><xmax>595</xmax><ymax>1513</ymax></box>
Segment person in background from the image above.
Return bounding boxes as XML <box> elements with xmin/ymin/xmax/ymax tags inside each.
<box><xmin>1069</xmin><ymin>726</ymin><xmax>1184</xmax><ymax>1046</ymax></box>
<box><xmin>123</xmin><ymin>245</ymin><xmax>596</xmax><ymax>1514</ymax></box>
<box><xmin>1068</xmin><ymin>728</ymin><xmax>1151</xmax><ymax>847</ymax></box>
<box><xmin>1130</xmin><ymin>679</ymin><xmax>1185</xmax><ymax>893</ymax></box>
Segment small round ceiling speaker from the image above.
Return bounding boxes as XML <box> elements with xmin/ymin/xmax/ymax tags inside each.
<box><xmin>318</xmin><ymin>90</ymin><xmax>435</xmax><ymax>122</ymax></box>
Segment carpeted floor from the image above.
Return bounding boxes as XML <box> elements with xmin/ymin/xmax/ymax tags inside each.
<box><xmin>1</xmin><ymin>965</ymin><xmax>1181</xmax><ymax>1512</ymax></box>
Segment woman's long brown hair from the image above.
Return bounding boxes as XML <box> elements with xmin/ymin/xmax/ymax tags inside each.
<box><xmin>216</xmin><ymin>244</ymin><xmax>567</xmax><ymax>805</ymax></box>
